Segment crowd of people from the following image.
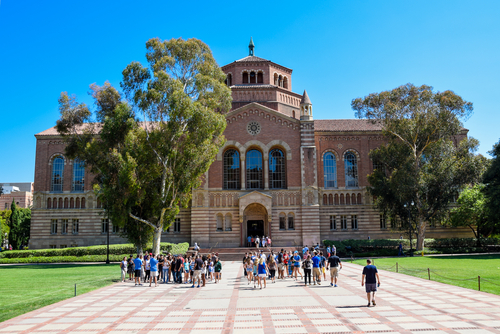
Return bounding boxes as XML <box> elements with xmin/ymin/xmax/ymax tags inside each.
<box><xmin>242</xmin><ymin>244</ymin><xmax>343</xmax><ymax>289</ymax></box>
<box><xmin>246</xmin><ymin>235</ymin><xmax>272</xmax><ymax>248</ymax></box>
<box><xmin>120</xmin><ymin>252</ymin><xmax>222</xmax><ymax>288</ymax></box>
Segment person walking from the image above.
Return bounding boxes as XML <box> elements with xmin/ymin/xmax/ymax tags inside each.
<box><xmin>245</xmin><ymin>258</ymin><xmax>254</xmax><ymax>285</ymax></box>
<box><xmin>292</xmin><ymin>251</ymin><xmax>302</xmax><ymax>280</ymax></box>
<box><xmin>257</xmin><ymin>257</ymin><xmax>268</xmax><ymax>289</ymax></box>
<box><xmin>127</xmin><ymin>255</ymin><xmax>135</xmax><ymax>281</ymax></box>
<box><xmin>255</xmin><ymin>236</ymin><xmax>260</xmax><ymax>249</ymax></box>
<box><xmin>268</xmin><ymin>255</ymin><xmax>277</xmax><ymax>283</ymax></box>
<box><xmin>183</xmin><ymin>256</ymin><xmax>190</xmax><ymax>284</ymax></box>
<box><xmin>302</xmin><ymin>254</ymin><xmax>313</xmax><ymax>286</ymax></box>
<box><xmin>144</xmin><ymin>255</ymin><xmax>151</xmax><ymax>284</ymax></box>
<box><xmin>162</xmin><ymin>256</ymin><xmax>170</xmax><ymax>283</ymax></box>
<box><xmin>120</xmin><ymin>256</ymin><xmax>127</xmax><ymax>282</ymax></box>
<box><xmin>312</xmin><ymin>251</ymin><xmax>321</xmax><ymax>285</ymax></box>
<box><xmin>133</xmin><ymin>254</ymin><xmax>143</xmax><ymax>286</ymax></box>
<box><xmin>326</xmin><ymin>252</ymin><xmax>342</xmax><ymax>287</ymax></box>
<box><xmin>362</xmin><ymin>259</ymin><xmax>380</xmax><ymax>307</ymax></box>
<box><xmin>320</xmin><ymin>251</ymin><xmax>327</xmax><ymax>281</ymax></box>
<box><xmin>262</xmin><ymin>236</ymin><xmax>267</xmax><ymax>248</ymax></box>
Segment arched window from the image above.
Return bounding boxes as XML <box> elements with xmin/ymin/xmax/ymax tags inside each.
<box><xmin>226</xmin><ymin>73</ymin><xmax>232</xmax><ymax>86</ymax></box>
<box><xmin>242</xmin><ymin>72</ymin><xmax>249</xmax><ymax>83</ymax></box>
<box><xmin>346</xmin><ymin>194</ymin><xmax>351</xmax><ymax>205</ymax></box>
<box><xmin>279</xmin><ymin>212</ymin><xmax>286</xmax><ymax>230</ymax></box>
<box><xmin>246</xmin><ymin>149</ymin><xmax>263</xmax><ymax>189</ymax></box>
<box><xmin>357</xmin><ymin>193</ymin><xmax>362</xmax><ymax>205</ymax></box>
<box><xmin>288</xmin><ymin>212</ymin><xmax>295</xmax><ymax>230</ymax></box>
<box><xmin>283</xmin><ymin>77</ymin><xmax>288</xmax><ymax>89</ymax></box>
<box><xmin>340</xmin><ymin>194</ymin><xmax>345</xmax><ymax>205</ymax></box>
<box><xmin>269</xmin><ymin>148</ymin><xmax>286</xmax><ymax>189</ymax></box>
<box><xmin>274</xmin><ymin>73</ymin><xmax>278</xmax><ymax>85</ymax></box>
<box><xmin>216</xmin><ymin>214</ymin><xmax>223</xmax><ymax>231</ymax></box>
<box><xmin>344</xmin><ymin>152</ymin><xmax>359</xmax><ymax>188</ymax></box>
<box><xmin>250</xmin><ymin>71</ymin><xmax>256</xmax><ymax>83</ymax></box>
<box><xmin>75</xmin><ymin>198</ymin><xmax>80</xmax><ymax>209</ymax></box>
<box><xmin>323</xmin><ymin>194</ymin><xmax>327</xmax><ymax>205</ymax></box>
<box><xmin>64</xmin><ymin>198</ymin><xmax>68</xmax><ymax>209</ymax></box>
<box><xmin>52</xmin><ymin>198</ymin><xmax>57</xmax><ymax>209</ymax></box>
<box><xmin>72</xmin><ymin>159</ymin><xmax>85</xmax><ymax>192</ymax></box>
<box><xmin>58</xmin><ymin>198</ymin><xmax>63</xmax><ymax>209</ymax></box>
<box><xmin>51</xmin><ymin>156</ymin><xmax>64</xmax><ymax>192</ymax></box>
<box><xmin>352</xmin><ymin>194</ymin><xmax>356</xmax><ymax>205</ymax></box>
<box><xmin>334</xmin><ymin>194</ymin><xmax>339</xmax><ymax>205</ymax></box>
<box><xmin>323</xmin><ymin>152</ymin><xmax>337</xmax><ymax>188</ymax></box>
<box><xmin>81</xmin><ymin>197</ymin><xmax>86</xmax><ymax>209</ymax></box>
<box><xmin>47</xmin><ymin>198</ymin><xmax>52</xmax><ymax>209</ymax></box>
<box><xmin>328</xmin><ymin>194</ymin><xmax>333</xmax><ymax>205</ymax></box>
<box><xmin>257</xmin><ymin>72</ymin><xmax>263</xmax><ymax>83</ymax></box>
<box><xmin>278</xmin><ymin>75</ymin><xmax>282</xmax><ymax>87</ymax></box>
<box><xmin>225</xmin><ymin>213</ymin><xmax>232</xmax><ymax>231</ymax></box>
<box><xmin>292</xmin><ymin>110</ymin><xmax>296</xmax><ymax>119</ymax></box>
<box><xmin>223</xmin><ymin>149</ymin><xmax>240</xmax><ymax>190</ymax></box>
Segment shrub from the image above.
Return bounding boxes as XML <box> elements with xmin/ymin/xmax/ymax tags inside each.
<box><xmin>0</xmin><ymin>242</ymin><xmax>189</xmax><ymax>259</ymax></box>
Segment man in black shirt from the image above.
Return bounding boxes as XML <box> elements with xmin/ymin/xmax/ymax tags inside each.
<box><xmin>277</xmin><ymin>249</ymin><xmax>284</xmax><ymax>279</ymax></box>
<box><xmin>243</xmin><ymin>252</ymin><xmax>249</xmax><ymax>277</ymax></box>
<box><xmin>362</xmin><ymin>259</ymin><xmax>380</xmax><ymax>307</ymax></box>
<box><xmin>326</xmin><ymin>253</ymin><xmax>342</xmax><ymax>287</ymax></box>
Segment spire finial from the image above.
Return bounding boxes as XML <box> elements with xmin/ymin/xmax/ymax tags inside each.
<box><xmin>249</xmin><ymin>37</ymin><xmax>255</xmax><ymax>56</ymax></box>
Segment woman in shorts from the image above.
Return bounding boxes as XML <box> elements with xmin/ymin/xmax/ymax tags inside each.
<box><xmin>183</xmin><ymin>257</ymin><xmax>190</xmax><ymax>284</ymax></box>
<box><xmin>252</xmin><ymin>254</ymin><xmax>259</xmax><ymax>288</ymax></box>
<box><xmin>257</xmin><ymin>257</ymin><xmax>268</xmax><ymax>289</ymax></box>
<box><xmin>163</xmin><ymin>256</ymin><xmax>170</xmax><ymax>283</ymax></box>
<box><xmin>292</xmin><ymin>251</ymin><xmax>302</xmax><ymax>280</ymax></box>
<box><xmin>120</xmin><ymin>256</ymin><xmax>127</xmax><ymax>282</ymax></box>
<box><xmin>246</xmin><ymin>258</ymin><xmax>254</xmax><ymax>285</ymax></box>
<box><xmin>144</xmin><ymin>255</ymin><xmax>151</xmax><ymax>283</ymax></box>
<box><xmin>127</xmin><ymin>255</ymin><xmax>135</xmax><ymax>281</ymax></box>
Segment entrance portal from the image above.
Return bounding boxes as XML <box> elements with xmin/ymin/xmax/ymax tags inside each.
<box><xmin>247</xmin><ymin>220</ymin><xmax>264</xmax><ymax>239</ymax></box>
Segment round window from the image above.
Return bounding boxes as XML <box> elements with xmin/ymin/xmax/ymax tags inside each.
<box><xmin>247</xmin><ymin>121</ymin><xmax>261</xmax><ymax>136</ymax></box>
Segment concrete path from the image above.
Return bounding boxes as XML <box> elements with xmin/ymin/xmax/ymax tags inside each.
<box><xmin>2</xmin><ymin>262</ymin><xmax>500</xmax><ymax>334</ymax></box>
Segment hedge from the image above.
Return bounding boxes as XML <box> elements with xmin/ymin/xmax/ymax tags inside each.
<box><xmin>0</xmin><ymin>254</ymin><xmax>130</xmax><ymax>264</ymax></box>
<box><xmin>0</xmin><ymin>242</ymin><xmax>189</xmax><ymax>259</ymax></box>
<box><xmin>322</xmin><ymin>238</ymin><xmax>500</xmax><ymax>257</ymax></box>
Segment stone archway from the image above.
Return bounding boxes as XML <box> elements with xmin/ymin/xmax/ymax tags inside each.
<box><xmin>238</xmin><ymin>191</ymin><xmax>273</xmax><ymax>246</ymax></box>
<box><xmin>243</xmin><ymin>203</ymin><xmax>269</xmax><ymax>247</ymax></box>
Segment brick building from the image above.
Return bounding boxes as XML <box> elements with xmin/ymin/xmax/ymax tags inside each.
<box><xmin>0</xmin><ymin>182</ymin><xmax>33</xmax><ymax>210</ymax></box>
<box><xmin>29</xmin><ymin>40</ymin><xmax>472</xmax><ymax>249</ymax></box>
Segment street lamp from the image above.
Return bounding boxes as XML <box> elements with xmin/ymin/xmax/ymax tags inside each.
<box><xmin>404</xmin><ymin>201</ymin><xmax>414</xmax><ymax>257</ymax></box>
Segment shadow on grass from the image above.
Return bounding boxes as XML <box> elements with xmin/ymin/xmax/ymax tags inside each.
<box><xmin>0</xmin><ymin>263</ymin><xmax>116</xmax><ymax>270</ymax></box>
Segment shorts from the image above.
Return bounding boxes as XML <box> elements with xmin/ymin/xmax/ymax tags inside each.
<box><xmin>135</xmin><ymin>269</ymin><xmax>141</xmax><ymax>277</ymax></box>
<box><xmin>258</xmin><ymin>274</ymin><xmax>266</xmax><ymax>278</ymax></box>
<box><xmin>278</xmin><ymin>263</ymin><xmax>285</xmax><ymax>270</ymax></box>
<box><xmin>294</xmin><ymin>263</ymin><xmax>300</xmax><ymax>267</ymax></box>
<box><xmin>313</xmin><ymin>268</ymin><xmax>321</xmax><ymax>277</ymax></box>
<box><xmin>330</xmin><ymin>267</ymin><xmax>339</xmax><ymax>278</ymax></box>
<box><xmin>365</xmin><ymin>283</ymin><xmax>377</xmax><ymax>293</ymax></box>
<box><xmin>151</xmin><ymin>270</ymin><xmax>158</xmax><ymax>277</ymax></box>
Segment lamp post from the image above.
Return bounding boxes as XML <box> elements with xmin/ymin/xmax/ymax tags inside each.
<box><xmin>404</xmin><ymin>201</ymin><xmax>414</xmax><ymax>257</ymax></box>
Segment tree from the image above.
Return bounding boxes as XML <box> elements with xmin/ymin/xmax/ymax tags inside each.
<box><xmin>483</xmin><ymin>140</ymin><xmax>500</xmax><ymax>229</ymax></box>
<box><xmin>56</xmin><ymin>38</ymin><xmax>231</xmax><ymax>254</ymax></box>
<box><xmin>352</xmin><ymin>83</ymin><xmax>485</xmax><ymax>250</ymax></box>
<box><xmin>448</xmin><ymin>184</ymin><xmax>497</xmax><ymax>245</ymax></box>
<box><xmin>119</xmin><ymin>216</ymin><xmax>154</xmax><ymax>254</ymax></box>
<box><xmin>8</xmin><ymin>200</ymin><xmax>31</xmax><ymax>249</ymax></box>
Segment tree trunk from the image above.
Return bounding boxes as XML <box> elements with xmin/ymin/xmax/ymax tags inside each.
<box><xmin>152</xmin><ymin>226</ymin><xmax>162</xmax><ymax>255</ymax></box>
<box><xmin>136</xmin><ymin>246</ymin><xmax>143</xmax><ymax>255</ymax></box>
<box><xmin>416</xmin><ymin>218</ymin><xmax>426</xmax><ymax>251</ymax></box>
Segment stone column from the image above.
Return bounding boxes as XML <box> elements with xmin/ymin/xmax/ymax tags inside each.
<box><xmin>241</xmin><ymin>158</ymin><xmax>246</xmax><ymax>190</ymax></box>
<box><xmin>264</xmin><ymin>155</ymin><xmax>269</xmax><ymax>190</ymax></box>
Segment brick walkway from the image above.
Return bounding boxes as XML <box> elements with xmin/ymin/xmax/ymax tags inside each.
<box><xmin>2</xmin><ymin>262</ymin><xmax>500</xmax><ymax>334</ymax></box>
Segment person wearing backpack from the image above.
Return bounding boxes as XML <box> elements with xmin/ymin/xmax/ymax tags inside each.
<box><xmin>214</xmin><ymin>257</ymin><xmax>222</xmax><ymax>283</ymax></box>
<box><xmin>302</xmin><ymin>254</ymin><xmax>313</xmax><ymax>286</ymax></box>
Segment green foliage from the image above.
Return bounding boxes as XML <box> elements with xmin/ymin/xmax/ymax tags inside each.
<box><xmin>8</xmin><ymin>200</ymin><xmax>31</xmax><ymax>249</ymax></box>
<box><xmin>0</xmin><ymin>209</ymin><xmax>11</xmax><ymax>243</ymax></box>
<box><xmin>56</xmin><ymin>38</ymin><xmax>232</xmax><ymax>255</ymax></box>
<box><xmin>483</xmin><ymin>140</ymin><xmax>500</xmax><ymax>229</ymax></box>
<box><xmin>448</xmin><ymin>184</ymin><xmax>497</xmax><ymax>241</ymax></box>
<box><xmin>0</xmin><ymin>242</ymin><xmax>189</xmax><ymax>259</ymax></box>
<box><xmin>322</xmin><ymin>238</ymin><xmax>500</xmax><ymax>256</ymax></box>
<box><xmin>352</xmin><ymin>84</ymin><xmax>486</xmax><ymax>250</ymax></box>
<box><xmin>119</xmin><ymin>216</ymin><xmax>154</xmax><ymax>252</ymax></box>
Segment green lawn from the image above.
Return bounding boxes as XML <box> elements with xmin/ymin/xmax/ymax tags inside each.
<box><xmin>353</xmin><ymin>255</ymin><xmax>500</xmax><ymax>295</ymax></box>
<box><xmin>0</xmin><ymin>264</ymin><xmax>120</xmax><ymax>323</ymax></box>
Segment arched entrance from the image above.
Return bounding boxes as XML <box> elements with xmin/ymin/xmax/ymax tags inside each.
<box><xmin>243</xmin><ymin>203</ymin><xmax>269</xmax><ymax>247</ymax></box>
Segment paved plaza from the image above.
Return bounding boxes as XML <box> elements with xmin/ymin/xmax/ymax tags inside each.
<box><xmin>2</xmin><ymin>262</ymin><xmax>500</xmax><ymax>334</ymax></box>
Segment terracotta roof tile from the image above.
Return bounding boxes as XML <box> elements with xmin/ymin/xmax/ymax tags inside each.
<box><xmin>314</xmin><ymin>119</ymin><xmax>382</xmax><ymax>132</ymax></box>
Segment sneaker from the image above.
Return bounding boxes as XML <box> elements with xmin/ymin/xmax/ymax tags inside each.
<box><xmin>314</xmin><ymin>283</ymin><xmax>316</xmax><ymax>285</ymax></box>
<box><xmin>318</xmin><ymin>282</ymin><xmax>321</xmax><ymax>285</ymax></box>
<box><xmin>191</xmin><ymin>285</ymin><xmax>195</xmax><ymax>288</ymax></box>
<box><xmin>334</xmin><ymin>284</ymin><xmax>338</xmax><ymax>287</ymax></box>
<box><xmin>372</xmin><ymin>300</ymin><xmax>376</xmax><ymax>306</ymax></box>
<box><xmin>330</xmin><ymin>283</ymin><xmax>333</xmax><ymax>286</ymax></box>
<box><xmin>367</xmin><ymin>303</ymin><xmax>371</xmax><ymax>307</ymax></box>
<box><xmin>197</xmin><ymin>285</ymin><xmax>200</xmax><ymax>288</ymax></box>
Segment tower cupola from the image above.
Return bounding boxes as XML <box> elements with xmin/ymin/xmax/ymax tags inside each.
<box><xmin>300</xmin><ymin>90</ymin><xmax>313</xmax><ymax>120</ymax></box>
<box><xmin>249</xmin><ymin>37</ymin><xmax>255</xmax><ymax>56</ymax></box>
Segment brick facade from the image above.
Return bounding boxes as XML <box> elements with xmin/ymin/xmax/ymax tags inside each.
<box><xmin>29</xmin><ymin>46</ymin><xmax>472</xmax><ymax>249</ymax></box>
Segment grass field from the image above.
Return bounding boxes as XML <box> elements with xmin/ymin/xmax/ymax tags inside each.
<box><xmin>0</xmin><ymin>264</ymin><xmax>120</xmax><ymax>323</ymax></box>
<box><xmin>353</xmin><ymin>255</ymin><xmax>500</xmax><ymax>295</ymax></box>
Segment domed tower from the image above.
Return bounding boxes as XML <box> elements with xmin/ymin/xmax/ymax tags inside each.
<box><xmin>300</xmin><ymin>90</ymin><xmax>313</xmax><ymax>121</ymax></box>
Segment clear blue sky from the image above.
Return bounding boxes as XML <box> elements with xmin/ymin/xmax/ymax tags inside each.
<box><xmin>1</xmin><ymin>1</ymin><xmax>499</xmax><ymax>182</ymax></box>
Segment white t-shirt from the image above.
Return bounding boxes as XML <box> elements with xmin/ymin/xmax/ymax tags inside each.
<box><xmin>145</xmin><ymin>259</ymin><xmax>151</xmax><ymax>270</ymax></box>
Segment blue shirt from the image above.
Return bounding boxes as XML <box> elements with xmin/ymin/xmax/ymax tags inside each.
<box><xmin>302</xmin><ymin>247</ymin><xmax>308</xmax><ymax>254</ymax></box>
<box><xmin>258</xmin><ymin>263</ymin><xmax>267</xmax><ymax>275</ymax></box>
<box><xmin>248</xmin><ymin>236</ymin><xmax>252</xmax><ymax>242</ymax></box>
<box><xmin>293</xmin><ymin>255</ymin><xmax>301</xmax><ymax>266</ymax></box>
<box><xmin>312</xmin><ymin>256</ymin><xmax>321</xmax><ymax>268</ymax></box>
<box><xmin>133</xmin><ymin>258</ymin><xmax>143</xmax><ymax>270</ymax></box>
<box><xmin>150</xmin><ymin>258</ymin><xmax>158</xmax><ymax>271</ymax></box>
<box><xmin>362</xmin><ymin>265</ymin><xmax>378</xmax><ymax>284</ymax></box>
